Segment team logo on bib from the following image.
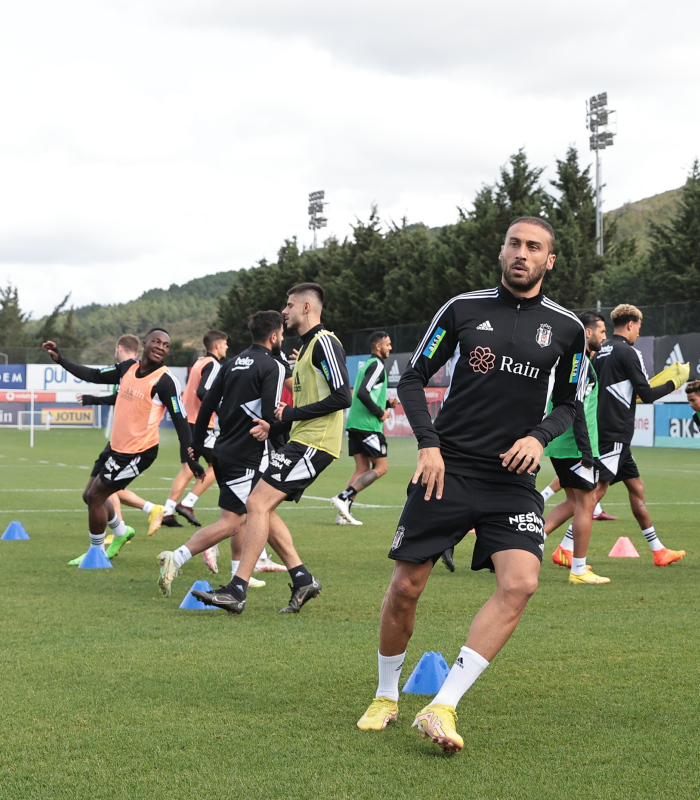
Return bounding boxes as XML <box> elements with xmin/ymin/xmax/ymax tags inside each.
<box><xmin>536</xmin><ymin>323</ymin><xmax>552</xmax><ymax>348</ymax></box>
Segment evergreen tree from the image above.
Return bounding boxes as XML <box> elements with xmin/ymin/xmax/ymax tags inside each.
<box><xmin>544</xmin><ymin>147</ymin><xmax>601</xmax><ymax>307</ymax></box>
<box><xmin>647</xmin><ymin>159</ymin><xmax>700</xmax><ymax>301</ymax></box>
<box><xmin>0</xmin><ymin>284</ymin><xmax>29</xmax><ymax>346</ymax></box>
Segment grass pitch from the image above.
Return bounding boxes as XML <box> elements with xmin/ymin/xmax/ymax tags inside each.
<box><xmin>0</xmin><ymin>429</ymin><xmax>698</xmax><ymax>800</ymax></box>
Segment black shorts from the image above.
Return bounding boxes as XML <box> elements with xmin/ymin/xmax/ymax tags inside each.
<box><xmin>261</xmin><ymin>440</ymin><xmax>335</xmax><ymax>503</ymax></box>
<box><xmin>550</xmin><ymin>457</ymin><xmax>598</xmax><ymax>491</ymax></box>
<box><xmin>95</xmin><ymin>444</ymin><xmax>159</xmax><ymax>489</ymax></box>
<box><xmin>212</xmin><ymin>455</ymin><xmax>262</xmax><ymax>515</ymax></box>
<box><xmin>180</xmin><ymin>422</ymin><xmax>216</xmax><ymax>464</ymax></box>
<box><xmin>389</xmin><ymin>474</ymin><xmax>545</xmax><ymax>571</ymax></box>
<box><xmin>598</xmin><ymin>441</ymin><xmax>640</xmax><ymax>484</ymax></box>
<box><xmin>347</xmin><ymin>429</ymin><xmax>388</xmax><ymax>460</ymax></box>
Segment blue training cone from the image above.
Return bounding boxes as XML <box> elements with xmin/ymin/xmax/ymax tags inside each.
<box><xmin>180</xmin><ymin>580</ymin><xmax>217</xmax><ymax>610</ymax></box>
<box><xmin>402</xmin><ymin>651</ymin><xmax>450</xmax><ymax>695</ymax></box>
<box><xmin>78</xmin><ymin>544</ymin><xmax>113</xmax><ymax>569</ymax></box>
<box><xmin>2</xmin><ymin>521</ymin><xmax>30</xmax><ymax>540</ymax></box>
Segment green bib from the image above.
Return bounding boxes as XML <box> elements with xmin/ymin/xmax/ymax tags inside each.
<box><xmin>290</xmin><ymin>329</ymin><xmax>345</xmax><ymax>458</ymax></box>
<box><xmin>345</xmin><ymin>356</ymin><xmax>387</xmax><ymax>433</ymax></box>
<box><xmin>545</xmin><ymin>357</ymin><xmax>600</xmax><ymax>459</ymax></box>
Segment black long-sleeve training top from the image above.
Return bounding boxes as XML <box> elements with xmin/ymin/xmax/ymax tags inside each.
<box><xmin>398</xmin><ymin>284</ymin><xmax>587</xmax><ymax>483</ymax></box>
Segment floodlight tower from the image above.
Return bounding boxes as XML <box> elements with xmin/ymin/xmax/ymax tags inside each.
<box><xmin>308</xmin><ymin>190</ymin><xmax>328</xmax><ymax>250</ymax></box>
<box><xmin>586</xmin><ymin>92</ymin><xmax>616</xmax><ymax>256</ymax></box>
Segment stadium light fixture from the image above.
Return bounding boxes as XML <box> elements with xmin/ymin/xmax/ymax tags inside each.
<box><xmin>308</xmin><ymin>190</ymin><xmax>328</xmax><ymax>249</ymax></box>
<box><xmin>586</xmin><ymin>92</ymin><xmax>617</xmax><ymax>256</ymax></box>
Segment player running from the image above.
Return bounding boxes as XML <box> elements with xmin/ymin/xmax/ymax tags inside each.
<box><xmin>161</xmin><ymin>330</ymin><xmax>228</xmax><ymax>530</ymax></box>
<box><xmin>543</xmin><ymin>311</ymin><xmax>610</xmax><ymax>584</ymax></box>
<box><xmin>193</xmin><ymin>282</ymin><xmax>352</xmax><ymax>614</ymax></box>
<box><xmin>540</xmin><ymin>477</ymin><xmax>617</xmax><ymax>521</ymax></box>
<box><xmin>43</xmin><ymin>329</ymin><xmax>204</xmax><ymax>565</ymax></box>
<box><xmin>331</xmin><ymin>331</ymin><xmax>397</xmax><ymax>526</ymax></box>
<box><xmin>156</xmin><ymin>312</ymin><xmax>287</xmax><ymax>597</ymax></box>
<box><xmin>356</xmin><ymin>217</ymin><xmax>587</xmax><ymax>753</ymax></box>
<box><xmin>594</xmin><ymin>304</ymin><xmax>688</xmax><ymax>566</ymax></box>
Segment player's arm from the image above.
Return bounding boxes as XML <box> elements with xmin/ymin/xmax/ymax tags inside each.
<box><xmin>42</xmin><ymin>341</ymin><xmax>131</xmax><ymax>384</ymax></box>
<box><xmin>252</xmin><ymin>361</ymin><xmax>287</xmax><ymax>440</ymax></box>
<box><xmin>356</xmin><ymin>359</ymin><xmax>387</xmax><ymax>420</ymax></box>
<box><xmin>193</xmin><ymin>371</ymin><xmax>223</xmax><ymax>453</ymax></box>
<box><xmin>278</xmin><ymin>336</ymin><xmax>351</xmax><ymax>422</ymax></box>
<box><xmin>154</xmin><ymin>373</ymin><xmax>205</xmax><ymax>479</ymax></box>
<box><xmin>196</xmin><ymin>360</ymin><xmax>221</xmax><ymax>401</ymax></box>
<box><xmin>398</xmin><ymin>304</ymin><xmax>459</xmax><ymax>499</ymax></box>
<box><xmin>398</xmin><ymin>303</ymin><xmax>458</xmax><ymax>450</ymax></box>
<box><xmin>627</xmin><ymin>350</ymin><xmax>675</xmax><ymax>403</ymax></box>
<box><xmin>80</xmin><ymin>393</ymin><xmax>117</xmax><ymax>406</ymax></box>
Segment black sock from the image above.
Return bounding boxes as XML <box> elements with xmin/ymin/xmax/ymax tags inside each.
<box><xmin>288</xmin><ymin>563</ymin><xmax>312</xmax><ymax>587</ymax></box>
<box><xmin>224</xmin><ymin>577</ymin><xmax>248</xmax><ymax>598</ymax></box>
<box><xmin>339</xmin><ymin>486</ymin><xmax>357</xmax><ymax>502</ymax></box>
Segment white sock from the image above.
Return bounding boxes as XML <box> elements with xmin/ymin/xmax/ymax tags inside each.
<box><xmin>164</xmin><ymin>499</ymin><xmax>177</xmax><ymax>515</ymax></box>
<box><xmin>541</xmin><ymin>485</ymin><xmax>556</xmax><ymax>502</ymax></box>
<box><xmin>107</xmin><ymin>514</ymin><xmax>127</xmax><ymax>537</ymax></box>
<box><xmin>571</xmin><ymin>557</ymin><xmax>588</xmax><ymax>576</ymax></box>
<box><xmin>172</xmin><ymin>546</ymin><xmax>192</xmax><ymax>568</ymax></box>
<box><xmin>643</xmin><ymin>526</ymin><xmax>664</xmax><ymax>551</ymax></box>
<box><xmin>432</xmin><ymin>647</ymin><xmax>489</xmax><ymax>708</ymax></box>
<box><xmin>559</xmin><ymin>525</ymin><xmax>574</xmax><ymax>550</ymax></box>
<box><xmin>181</xmin><ymin>492</ymin><xmax>198</xmax><ymax>508</ymax></box>
<box><xmin>376</xmin><ymin>651</ymin><xmax>406</xmax><ymax>702</ymax></box>
<box><xmin>231</xmin><ymin>559</ymin><xmax>240</xmax><ymax>576</ymax></box>
<box><xmin>89</xmin><ymin>532</ymin><xmax>106</xmax><ymax>550</ymax></box>
<box><xmin>593</xmin><ymin>502</ymin><xmax>603</xmax><ymax>516</ymax></box>
<box><xmin>142</xmin><ymin>501</ymin><xmax>154</xmax><ymax>514</ymax></box>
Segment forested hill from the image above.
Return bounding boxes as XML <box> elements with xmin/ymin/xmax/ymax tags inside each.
<box><xmin>606</xmin><ymin>187</ymin><xmax>682</xmax><ymax>252</ymax></box>
<box><xmin>25</xmin><ymin>270</ymin><xmax>236</xmax><ymax>357</ymax></box>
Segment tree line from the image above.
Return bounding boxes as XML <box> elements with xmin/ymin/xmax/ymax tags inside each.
<box><xmin>2</xmin><ymin>148</ymin><xmax>699</xmax><ymax>353</ymax></box>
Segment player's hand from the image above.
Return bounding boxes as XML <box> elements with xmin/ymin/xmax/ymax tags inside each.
<box><xmin>274</xmin><ymin>402</ymin><xmax>287</xmax><ymax>421</ymax></box>
<box><xmin>77</xmin><ymin>394</ymin><xmax>83</xmax><ymax>404</ymax></box>
<box><xmin>500</xmin><ymin>436</ymin><xmax>544</xmax><ymax>474</ymax></box>
<box><xmin>250</xmin><ymin>418</ymin><xmax>270</xmax><ymax>441</ymax></box>
<box><xmin>412</xmin><ymin>447</ymin><xmax>445</xmax><ymax>501</ymax></box>
<box><xmin>380</xmin><ymin>409</ymin><xmax>391</xmax><ymax>422</ymax></box>
<box><xmin>42</xmin><ymin>340</ymin><xmax>60</xmax><ymax>362</ymax></box>
<box><xmin>288</xmin><ymin>348</ymin><xmax>299</xmax><ymax>367</ymax></box>
<box><xmin>387</xmin><ymin>398</ymin><xmax>398</xmax><ymax>409</ymax></box>
<box><xmin>188</xmin><ymin>458</ymin><xmax>206</xmax><ymax>481</ymax></box>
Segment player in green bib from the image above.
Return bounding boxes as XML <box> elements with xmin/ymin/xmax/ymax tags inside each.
<box><xmin>542</xmin><ymin>311</ymin><xmax>609</xmax><ymax>584</ymax></box>
<box><xmin>331</xmin><ymin>331</ymin><xmax>398</xmax><ymax>526</ymax></box>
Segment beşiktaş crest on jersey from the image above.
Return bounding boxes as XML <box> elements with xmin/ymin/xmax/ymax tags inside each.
<box><xmin>536</xmin><ymin>323</ymin><xmax>553</xmax><ymax>348</ymax></box>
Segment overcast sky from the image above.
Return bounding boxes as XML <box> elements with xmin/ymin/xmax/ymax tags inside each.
<box><xmin>2</xmin><ymin>0</ymin><xmax>699</xmax><ymax>319</ymax></box>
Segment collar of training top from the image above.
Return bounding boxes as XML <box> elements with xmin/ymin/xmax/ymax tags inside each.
<box><xmin>298</xmin><ymin>323</ymin><xmax>325</xmax><ymax>344</ymax></box>
<box><xmin>497</xmin><ymin>283</ymin><xmax>544</xmax><ymax>308</ymax></box>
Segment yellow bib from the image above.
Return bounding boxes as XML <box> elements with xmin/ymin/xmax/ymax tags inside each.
<box><xmin>290</xmin><ymin>330</ymin><xmax>344</xmax><ymax>458</ymax></box>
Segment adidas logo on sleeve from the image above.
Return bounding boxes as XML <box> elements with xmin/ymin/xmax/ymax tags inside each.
<box><xmin>476</xmin><ymin>320</ymin><xmax>493</xmax><ymax>331</ymax></box>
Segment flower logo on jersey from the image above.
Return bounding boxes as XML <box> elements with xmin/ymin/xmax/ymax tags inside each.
<box><xmin>469</xmin><ymin>346</ymin><xmax>496</xmax><ymax>373</ymax></box>
<box><xmin>536</xmin><ymin>323</ymin><xmax>553</xmax><ymax>348</ymax></box>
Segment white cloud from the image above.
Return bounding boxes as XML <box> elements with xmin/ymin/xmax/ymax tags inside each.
<box><xmin>0</xmin><ymin>0</ymin><xmax>699</xmax><ymax>318</ymax></box>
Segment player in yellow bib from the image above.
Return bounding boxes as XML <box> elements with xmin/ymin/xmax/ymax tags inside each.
<box><xmin>193</xmin><ymin>283</ymin><xmax>352</xmax><ymax>615</ymax></box>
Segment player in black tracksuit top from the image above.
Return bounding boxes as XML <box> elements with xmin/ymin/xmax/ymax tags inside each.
<box><xmin>592</xmin><ymin>304</ymin><xmax>685</xmax><ymax>566</ymax></box>
<box><xmin>155</xmin><ymin>311</ymin><xmax>288</xmax><ymax>597</ymax></box>
<box><xmin>357</xmin><ymin>217</ymin><xmax>587</xmax><ymax>752</ymax></box>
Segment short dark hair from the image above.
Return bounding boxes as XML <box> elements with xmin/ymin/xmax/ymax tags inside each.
<box><xmin>248</xmin><ymin>310</ymin><xmax>284</xmax><ymax>343</ymax></box>
<box><xmin>145</xmin><ymin>327</ymin><xmax>170</xmax><ymax>338</ymax></box>
<box><xmin>369</xmin><ymin>331</ymin><xmax>390</xmax><ymax>349</ymax></box>
<box><xmin>116</xmin><ymin>334</ymin><xmax>139</xmax><ymax>354</ymax></box>
<box><xmin>287</xmin><ymin>282</ymin><xmax>324</xmax><ymax>306</ymax></box>
<box><xmin>686</xmin><ymin>379</ymin><xmax>700</xmax><ymax>396</ymax></box>
<box><xmin>203</xmin><ymin>329</ymin><xmax>227</xmax><ymax>350</ymax></box>
<box><xmin>507</xmin><ymin>217</ymin><xmax>556</xmax><ymax>252</ymax></box>
<box><xmin>578</xmin><ymin>311</ymin><xmax>605</xmax><ymax>329</ymax></box>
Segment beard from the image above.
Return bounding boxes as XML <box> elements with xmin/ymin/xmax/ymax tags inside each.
<box><xmin>501</xmin><ymin>257</ymin><xmax>549</xmax><ymax>294</ymax></box>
